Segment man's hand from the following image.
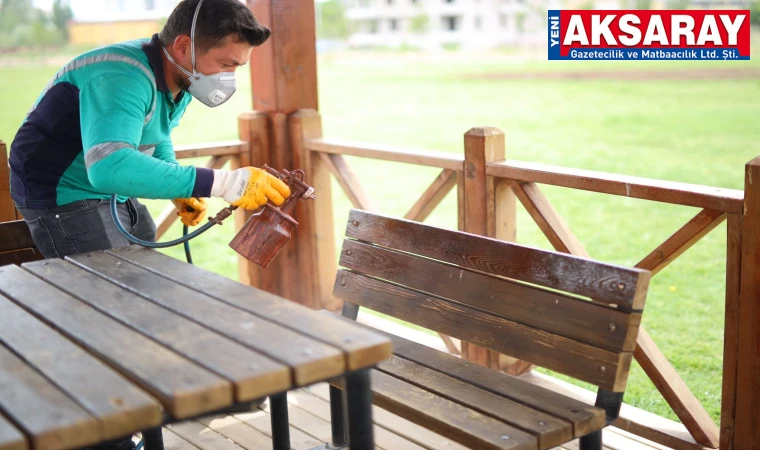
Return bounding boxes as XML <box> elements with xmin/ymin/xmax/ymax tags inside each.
<box><xmin>172</xmin><ymin>197</ymin><xmax>207</xmax><ymax>227</ymax></box>
<box><xmin>211</xmin><ymin>167</ymin><xmax>291</xmax><ymax>210</ymax></box>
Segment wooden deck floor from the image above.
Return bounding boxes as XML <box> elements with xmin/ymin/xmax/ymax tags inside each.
<box><xmin>143</xmin><ymin>383</ymin><xmax>670</xmax><ymax>450</ymax></box>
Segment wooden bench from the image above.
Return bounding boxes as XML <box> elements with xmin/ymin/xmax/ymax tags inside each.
<box><xmin>0</xmin><ymin>220</ymin><xmax>44</xmax><ymax>267</ymax></box>
<box><xmin>328</xmin><ymin>209</ymin><xmax>652</xmax><ymax>450</ymax></box>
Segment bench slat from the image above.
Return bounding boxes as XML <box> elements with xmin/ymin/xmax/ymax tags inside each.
<box><xmin>108</xmin><ymin>246</ymin><xmax>392</xmax><ymax>372</ymax></box>
<box><xmin>0</xmin><ymin>249</ymin><xmax>44</xmax><ymax>267</ymax></box>
<box><xmin>360</xmin><ymin>370</ymin><xmax>538</xmax><ymax>450</ymax></box>
<box><xmin>324</xmin><ymin>311</ymin><xmax>606</xmax><ymax>438</ymax></box>
<box><xmin>345</xmin><ymin>209</ymin><xmax>649</xmax><ymax>310</ymax></box>
<box><xmin>0</xmin><ymin>293</ymin><xmax>162</xmax><ymax>441</ymax></box>
<box><xmin>378</xmin><ymin>356</ymin><xmax>573</xmax><ymax>449</ymax></box>
<box><xmin>340</xmin><ymin>239</ymin><xmax>640</xmax><ymax>352</ymax></box>
<box><xmin>335</xmin><ymin>270</ymin><xmax>631</xmax><ymax>391</ymax></box>
<box><xmin>69</xmin><ymin>251</ymin><xmax>344</xmax><ymax>387</ymax></box>
<box><xmin>0</xmin><ymin>413</ymin><xmax>27</xmax><ymax>450</ymax></box>
<box><xmin>0</xmin><ymin>221</ymin><xmax>35</xmax><ymax>253</ymax></box>
<box><xmin>0</xmin><ymin>265</ymin><xmax>232</xmax><ymax>419</ymax></box>
<box><xmin>0</xmin><ymin>343</ymin><xmax>101</xmax><ymax>450</ymax></box>
<box><xmin>25</xmin><ymin>259</ymin><xmax>291</xmax><ymax>402</ymax></box>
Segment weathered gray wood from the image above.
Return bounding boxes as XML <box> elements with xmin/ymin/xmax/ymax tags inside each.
<box><xmin>334</xmin><ymin>270</ymin><xmax>631</xmax><ymax>391</ymax></box>
<box><xmin>0</xmin><ymin>413</ymin><xmax>27</xmax><ymax>450</ymax></box>
<box><xmin>378</xmin><ymin>356</ymin><xmax>572</xmax><ymax>449</ymax></box>
<box><xmin>0</xmin><ymin>248</ymin><xmax>44</xmax><ymax>267</ymax></box>
<box><xmin>345</xmin><ymin>370</ymin><xmax>538</xmax><ymax>450</ymax></box>
<box><xmin>323</xmin><ymin>311</ymin><xmax>605</xmax><ymax>438</ymax></box>
<box><xmin>0</xmin><ymin>343</ymin><xmax>100</xmax><ymax>450</ymax></box>
<box><xmin>25</xmin><ymin>259</ymin><xmax>291</xmax><ymax>402</ymax></box>
<box><xmin>0</xmin><ymin>293</ymin><xmax>162</xmax><ymax>441</ymax></box>
<box><xmin>344</xmin><ymin>210</ymin><xmax>650</xmax><ymax>310</ymax></box>
<box><xmin>68</xmin><ymin>251</ymin><xmax>344</xmax><ymax>386</ymax></box>
<box><xmin>106</xmin><ymin>246</ymin><xmax>392</xmax><ymax>372</ymax></box>
<box><xmin>0</xmin><ymin>264</ymin><xmax>232</xmax><ymax>419</ymax></box>
<box><xmin>340</xmin><ymin>239</ymin><xmax>638</xmax><ymax>352</ymax></box>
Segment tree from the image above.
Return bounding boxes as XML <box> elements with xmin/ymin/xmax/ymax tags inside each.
<box><xmin>751</xmin><ymin>1</ymin><xmax>760</xmax><ymax>27</ymax></box>
<box><xmin>317</xmin><ymin>0</ymin><xmax>349</xmax><ymax>40</ymax></box>
<box><xmin>0</xmin><ymin>0</ymin><xmax>34</xmax><ymax>33</ymax></box>
<box><xmin>51</xmin><ymin>0</ymin><xmax>73</xmax><ymax>41</ymax></box>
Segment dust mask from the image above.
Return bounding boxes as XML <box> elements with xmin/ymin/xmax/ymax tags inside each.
<box><xmin>162</xmin><ymin>0</ymin><xmax>236</xmax><ymax>107</ymax></box>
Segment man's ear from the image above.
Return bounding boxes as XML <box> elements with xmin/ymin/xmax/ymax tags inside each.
<box><xmin>173</xmin><ymin>35</ymin><xmax>192</xmax><ymax>59</ymax></box>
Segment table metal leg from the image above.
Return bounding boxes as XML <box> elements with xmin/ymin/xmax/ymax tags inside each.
<box><xmin>329</xmin><ymin>384</ymin><xmax>349</xmax><ymax>448</ymax></box>
<box><xmin>142</xmin><ymin>428</ymin><xmax>164</xmax><ymax>450</ymax></box>
<box><xmin>270</xmin><ymin>392</ymin><xmax>291</xmax><ymax>450</ymax></box>
<box><xmin>345</xmin><ymin>369</ymin><xmax>373</xmax><ymax>450</ymax></box>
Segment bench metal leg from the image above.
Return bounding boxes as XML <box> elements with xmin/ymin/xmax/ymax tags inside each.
<box><xmin>329</xmin><ymin>384</ymin><xmax>349</xmax><ymax>448</ymax></box>
<box><xmin>270</xmin><ymin>393</ymin><xmax>291</xmax><ymax>450</ymax></box>
<box><xmin>579</xmin><ymin>430</ymin><xmax>602</xmax><ymax>450</ymax></box>
<box><xmin>142</xmin><ymin>428</ymin><xmax>164</xmax><ymax>450</ymax></box>
<box><xmin>345</xmin><ymin>369</ymin><xmax>373</xmax><ymax>450</ymax></box>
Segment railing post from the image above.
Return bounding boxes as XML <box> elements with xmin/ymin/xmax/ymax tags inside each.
<box><xmin>732</xmin><ymin>156</ymin><xmax>760</xmax><ymax>449</ymax></box>
<box><xmin>462</xmin><ymin>127</ymin><xmax>513</xmax><ymax>369</ymax></box>
<box><xmin>721</xmin><ymin>212</ymin><xmax>742</xmax><ymax>450</ymax></box>
<box><xmin>289</xmin><ymin>109</ymin><xmax>337</xmax><ymax>311</ymax></box>
<box><xmin>236</xmin><ymin>112</ymin><xmax>270</xmax><ymax>291</ymax></box>
<box><xmin>0</xmin><ymin>140</ymin><xmax>17</xmax><ymax>222</ymax></box>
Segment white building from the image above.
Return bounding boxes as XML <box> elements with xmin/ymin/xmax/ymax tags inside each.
<box><xmin>344</xmin><ymin>0</ymin><xmax>561</xmax><ymax>50</ymax></box>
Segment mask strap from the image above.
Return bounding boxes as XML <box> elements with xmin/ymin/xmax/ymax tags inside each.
<box><xmin>162</xmin><ymin>46</ymin><xmax>194</xmax><ymax>78</ymax></box>
<box><xmin>190</xmin><ymin>0</ymin><xmax>206</xmax><ymax>75</ymax></box>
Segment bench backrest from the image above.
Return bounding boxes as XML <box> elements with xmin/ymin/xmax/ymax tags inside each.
<box><xmin>0</xmin><ymin>220</ymin><xmax>44</xmax><ymax>266</ymax></box>
<box><xmin>333</xmin><ymin>209</ymin><xmax>651</xmax><ymax>393</ymax></box>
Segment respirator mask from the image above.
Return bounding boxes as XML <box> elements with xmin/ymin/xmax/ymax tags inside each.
<box><xmin>162</xmin><ymin>0</ymin><xmax>236</xmax><ymax>107</ymax></box>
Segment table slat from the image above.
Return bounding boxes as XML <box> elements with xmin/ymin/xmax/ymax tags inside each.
<box><xmin>0</xmin><ymin>293</ymin><xmax>162</xmax><ymax>441</ymax></box>
<box><xmin>0</xmin><ymin>413</ymin><xmax>27</xmax><ymax>450</ymax></box>
<box><xmin>109</xmin><ymin>247</ymin><xmax>393</xmax><ymax>371</ymax></box>
<box><xmin>0</xmin><ymin>265</ymin><xmax>232</xmax><ymax>420</ymax></box>
<box><xmin>25</xmin><ymin>259</ymin><xmax>291</xmax><ymax>402</ymax></box>
<box><xmin>69</xmin><ymin>252</ymin><xmax>344</xmax><ymax>386</ymax></box>
<box><xmin>0</xmin><ymin>343</ymin><xmax>100</xmax><ymax>450</ymax></box>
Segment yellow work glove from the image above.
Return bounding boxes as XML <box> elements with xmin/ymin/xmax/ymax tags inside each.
<box><xmin>171</xmin><ymin>197</ymin><xmax>207</xmax><ymax>227</ymax></box>
<box><xmin>210</xmin><ymin>167</ymin><xmax>291</xmax><ymax>210</ymax></box>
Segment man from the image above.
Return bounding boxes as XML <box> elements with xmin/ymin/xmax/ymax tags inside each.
<box><xmin>9</xmin><ymin>0</ymin><xmax>288</xmax><ymax>448</ymax></box>
<box><xmin>10</xmin><ymin>0</ymin><xmax>290</xmax><ymax>264</ymax></box>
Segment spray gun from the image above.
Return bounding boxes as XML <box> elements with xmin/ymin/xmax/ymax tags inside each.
<box><xmin>110</xmin><ymin>165</ymin><xmax>315</xmax><ymax>267</ymax></box>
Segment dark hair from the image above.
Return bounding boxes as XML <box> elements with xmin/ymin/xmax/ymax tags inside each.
<box><xmin>159</xmin><ymin>0</ymin><xmax>271</xmax><ymax>52</ymax></box>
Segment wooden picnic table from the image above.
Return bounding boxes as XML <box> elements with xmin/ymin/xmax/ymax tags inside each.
<box><xmin>0</xmin><ymin>245</ymin><xmax>392</xmax><ymax>450</ymax></box>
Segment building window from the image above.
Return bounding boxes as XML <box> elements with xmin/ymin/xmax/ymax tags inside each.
<box><xmin>500</xmin><ymin>13</ymin><xmax>508</xmax><ymax>29</ymax></box>
<box><xmin>369</xmin><ymin>20</ymin><xmax>379</xmax><ymax>33</ymax></box>
<box><xmin>146</xmin><ymin>0</ymin><xmax>155</xmax><ymax>9</ymax></box>
<box><xmin>474</xmin><ymin>16</ymin><xmax>482</xmax><ymax>29</ymax></box>
<box><xmin>444</xmin><ymin>0</ymin><xmax>455</xmax><ymax>4</ymax></box>
<box><xmin>442</xmin><ymin>16</ymin><xmax>459</xmax><ymax>31</ymax></box>
<box><xmin>387</xmin><ymin>0</ymin><xmax>393</xmax><ymax>4</ymax></box>
<box><xmin>389</xmin><ymin>18</ymin><xmax>399</xmax><ymax>30</ymax></box>
<box><xmin>411</xmin><ymin>0</ymin><xmax>419</xmax><ymax>4</ymax></box>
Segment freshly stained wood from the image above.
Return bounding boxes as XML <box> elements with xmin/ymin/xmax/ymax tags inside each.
<box><xmin>0</xmin><ymin>343</ymin><xmax>100</xmax><ymax>450</ymax></box>
<box><xmin>326</xmin><ymin>313</ymin><xmax>605</xmax><ymax>438</ymax></box>
<box><xmin>339</xmin><ymin>239</ymin><xmax>638</xmax><ymax>352</ymax></box>
<box><xmin>0</xmin><ymin>293</ymin><xmax>162</xmax><ymax>441</ymax></box>
<box><xmin>0</xmin><ymin>248</ymin><xmax>44</xmax><ymax>267</ymax></box>
<box><xmin>335</xmin><ymin>270</ymin><xmax>630</xmax><ymax>391</ymax></box>
<box><xmin>486</xmin><ymin>160</ymin><xmax>744</xmax><ymax>213</ymax></box>
<box><xmin>404</xmin><ymin>169</ymin><xmax>457</xmax><ymax>222</ymax></box>
<box><xmin>0</xmin><ymin>141</ymin><xmax>15</xmax><ymax>223</ymax></box>
<box><xmin>344</xmin><ymin>210</ymin><xmax>650</xmax><ymax>310</ymax></box>
<box><xmin>25</xmin><ymin>259</ymin><xmax>291</xmax><ymax>402</ymax></box>
<box><xmin>377</xmin><ymin>356</ymin><xmax>572</xmax><ymax>449</ymax></box>
<box><xmin>361</xmin><ymin>370</ymin><xmax>537</xmax><ymax>450</ymax></box>
<box><xmin>69</xmin><ymin>252</ymin><xmax>344</xmax><ymax>386</ymax></box>
<box><xmin>107</xmin><ymin>246</ymin><xmax>392</xmax><ymax>372</ymax></box>
<box><xmin>306</xmin><ymin>138</ymin><xmax>465</xmax><ymax>171</ymax></box>
<box><xmin>0</xmin><ymin>265</ymin><xmax>231</xmax><ymax>419</ymax></box>
<box><xmin>721</xmin><ymin>213</ymin><xmax>742</xmax><ymax>450</ymax></box>
<box><xmin>320</xmin><ymin>152</ymin><xmax>380</xmax><ymax>212</ymax></box>
<box><xmin>0</xmin><ymin>413</ymin><xmax>27</xmax><ymax>450</ymax></box>
<box><xmin>0</xmin><ymin>221</ymin><xmax>35</xmax><ymax>253</ymax></box>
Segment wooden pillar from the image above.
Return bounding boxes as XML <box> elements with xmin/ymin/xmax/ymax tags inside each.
<box><xmin>732</xmin><ymin>156</ymin><xmax>760</xmax><ymax>449</ymax></box>
<box><xmin>239</xmin><ymin>0</ymin><xmax>321</xmax><ymax>307</ymax></box>
<box><xmin>462</xmin><ymin>127</ymin><xmax>513</xmax><ymax>368</ymax></box>
<box><xmin>0</xmin><ymin>140</ymin><xmax>17</xmax><ymax>222</ymax></box>
<box><xmin>721</xmin><ymin>212</ymin><xmax>742</xmax><ymax>450</ymax></box>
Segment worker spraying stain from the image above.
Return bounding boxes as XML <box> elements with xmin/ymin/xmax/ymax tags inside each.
<box><xmin>8</xmin><ymin>1</ymin><xmax>299</xmax><ymax>449</ymax></box>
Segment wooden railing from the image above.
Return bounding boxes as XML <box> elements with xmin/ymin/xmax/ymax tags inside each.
<box><xmin>1</xmin><ymin>108</ymin><xmax>756</xmax><ymax>450</ymax></box>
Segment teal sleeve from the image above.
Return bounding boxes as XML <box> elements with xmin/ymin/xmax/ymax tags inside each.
<box><xmin>153</xmin><ymin>141</ymin><xmax>179</xmax><ymax>165</ymax></box>
<box><xmin>79</xmin><ymin>72</ymin><xmax>197</xmax><ymax>199</ymax></box>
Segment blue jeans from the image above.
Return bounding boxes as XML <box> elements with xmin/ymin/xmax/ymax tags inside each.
<box><xmin>16</xmin><ymin>198</ymin><xmax>156</xmax><ymax>259</ymax></box>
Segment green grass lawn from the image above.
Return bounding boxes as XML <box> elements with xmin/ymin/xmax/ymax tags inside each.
<box><xmin>2</xmin><ymin>41</ymin><xmax>759</xmax><ymax>426</ymax></box>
